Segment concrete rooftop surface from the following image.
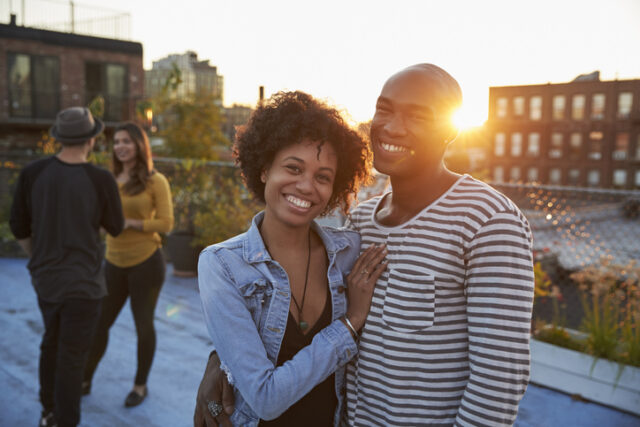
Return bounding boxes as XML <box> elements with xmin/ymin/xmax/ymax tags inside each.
<box><xmin>1</xmin><ymin>257</ymin><xmax>639</xmax><ymax>427</ymax></box>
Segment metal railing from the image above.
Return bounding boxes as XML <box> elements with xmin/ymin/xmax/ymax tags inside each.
<box><xmin>493</xmin><ymin>182</ymin><xmax>640</xmax><ymax>329</ymax></box>
<box><xmin>1</xmin><ymin>154</ymin><xmax>638</xmax><ymax>330</ymax></box>
<box><xmin>1</xmin><ymin>0</ymin><xmax>130</xmax><ymax>40</ymax></box>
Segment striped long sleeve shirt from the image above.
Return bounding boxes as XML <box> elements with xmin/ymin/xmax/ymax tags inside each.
<box><xmin>344</xmin><ymin>175</ymin><xmax>534</xmax><ymax>426</ymax></box>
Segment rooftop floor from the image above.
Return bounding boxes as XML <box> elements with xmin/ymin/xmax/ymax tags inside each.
<box><xmin>1</xmin><ymin>257</ymin><xmax>638</xmax><ymax>427</ymax></box>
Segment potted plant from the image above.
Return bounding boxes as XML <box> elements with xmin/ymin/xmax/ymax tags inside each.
<box><xmin>149</xmin><ymin>70</ymin><xmax>231</xmax><ymax>276</ymax></box>
<box><xmin>192</xmin><ymin>169</ymin><xmax>260</xmax><ymax>248</ymax></box>
<box><xmin>530</xmin><ymin>258</ymin><xmax>640</xmax><ymax>415</ymax></box>
<box><xmin>164</xmin><ymin>158</ymin><xmax>210</xmax><ymax>276</ymax></box>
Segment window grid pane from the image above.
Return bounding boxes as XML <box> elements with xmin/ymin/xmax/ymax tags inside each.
<box><xmin>497</xmin><ymin>98</ymin><xmax>508</xmax><ymax>118</ymax></box>
<box><xmin>527</xmin><ymin>133</ymin><xmax>540</xmax><ymax>157</ymax></box>
<box><xmin>613</xmin><ymin>169</ymin><xmax>627</xmax><ymax>188</ymax></box>
<box><xmin>618</xmin><ymin>92</ymin><xmax>633</xmax><ymax>119</ymax></box>
<box><xmin>513</xmin><ymin>96</ymin><xmax>525</xmax><ymax>116</ymax></box>
<box><xmin>495</xmin><ymin>133</ymin><xmax>506</xmax><ymax>156</ymax></box>
<box><xmin>591</xmin><ymin>93</ymin><xmax>605</xmax><ymax>120</ymax></box>
<box><xmin>552</xmin><ymin>95</ymin><xmax>565</xmax><ymax>120</ymax></box>
<box><xmin>530</xmin><ymin>96</ymin><xmax>542</xmax><ymax>120</ymax></box>
<box><xmin>510</xmin><ymin>166</ymin><xmax>521</xmax><ymax>182</ymax></box>
<box><xmin>570</xmin><ymin>133</ymin><xmax>582</xmax><ymax>160</ymax></box>
<box><xmin>613</xmin><ymin>133</ymin><xmax>629</xmax><ymax>160</ymax></box>
<box><xmin>511</xmin><ymin>133</ymin><xmax>522</xmax><ymax>157</ymax></box>
<box><xmin>8</xmin><ymin>53</ymin><xmax>32</xmax><ymax>117</ymax></box>
<box><xmin>572</xmin><ymin>94</ymin><xmax>585</xmax><ymax>120</ymax></box>
<box><xmin>549</xmin><ymin>132</ymin><xmax>563</xmax><ymax>158</ymax></box>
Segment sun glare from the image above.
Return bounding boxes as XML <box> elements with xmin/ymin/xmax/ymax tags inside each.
<box><xmin>452</xmin><ymin>106</ymin><xmax>484</xmax><ymax>131</ymax></box>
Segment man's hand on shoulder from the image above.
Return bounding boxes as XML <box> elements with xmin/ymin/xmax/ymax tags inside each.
<box><xmin>194</xmin><ymin>351</ymin><xmax>235</xmax><ymax>427</ymax></box>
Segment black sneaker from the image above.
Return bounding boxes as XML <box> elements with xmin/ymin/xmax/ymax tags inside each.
<box><xmin>124</xmin><ymin>386</ymin><xmax>148</xmax><ymax>407</ymax></box>
<box><xmin>39</xmin><ymin>410</ymin><xmax>57</xmax><ymax>427</ymax></box>
<box><xmin>82</xmin><ymin>380</ymin><xmax>91</xmax><ymax>396</ymax></box>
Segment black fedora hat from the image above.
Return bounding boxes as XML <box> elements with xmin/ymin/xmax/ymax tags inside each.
<box><xmin>50</xmin><ymin>107</ymin><xmax>105</xmax><ymax>145</ymax></box>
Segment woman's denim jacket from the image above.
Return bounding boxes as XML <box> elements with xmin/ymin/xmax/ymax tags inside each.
<box><xmin>198</xmin><ymin>212</ymin><xmax>360</xmax><ymax>426</ymax></box>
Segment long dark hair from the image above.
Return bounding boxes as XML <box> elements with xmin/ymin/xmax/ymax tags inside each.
<box><xmin>112</xmin><ymin>122</ymin><xmax>153</xmax><ymax>196</ymax></box>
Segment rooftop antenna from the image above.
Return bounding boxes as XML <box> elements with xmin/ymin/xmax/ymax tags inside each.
<box><xmin>70</xmin><ymin>1</ymin><xmax>75</xmax><ymax>33</ymax></box>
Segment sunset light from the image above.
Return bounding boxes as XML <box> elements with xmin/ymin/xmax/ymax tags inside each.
<box><xmin>3</xmin><ymin>0</ymin><xmax>637</xmax><ymax>125</ymax></box>
<box><xmin>2</xmin><ymin>1</ymin><xmax>640</xmax><ymax>426</ymax></box>
<box><xmin>452</xmin><ymin>105</ymin><xmax>485</xmax><ymax>131</ymax></box>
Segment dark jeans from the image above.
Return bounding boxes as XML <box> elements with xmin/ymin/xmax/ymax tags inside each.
<box><xmin>84</xmin><ymin>249</ymin><xmax>165</xmax><ymax>386</ymax></box>
<box><xmin>38</xmin><ymin>297</ymin><xmax>102</xmax><ymax>427</ymax></box>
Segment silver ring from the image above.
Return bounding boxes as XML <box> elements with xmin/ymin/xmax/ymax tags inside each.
<box><xmin>207</xmin><ymin>401</ymin><xmax>223</xmax><ymax>418</ymax></box>
<box><xmin>362</xmin><ymin>269</ymin><xmax>369</xmax><ymax>275</ymax></box>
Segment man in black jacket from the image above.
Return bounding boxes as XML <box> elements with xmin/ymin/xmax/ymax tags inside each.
<box><xmin>10</xmin><ymin>107</ymin><xmax>124</xmax><ymax>427</ymax></box>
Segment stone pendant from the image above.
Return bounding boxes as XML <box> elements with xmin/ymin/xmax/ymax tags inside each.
<box><xmin>299</xmin><ymin>321</ymin><xmax>309</xmax><ymax>330</ymax></box>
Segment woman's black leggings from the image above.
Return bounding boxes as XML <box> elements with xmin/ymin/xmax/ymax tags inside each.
<box><xmin>84</xmin><ymin>249</ymin><xmax>165</xmax><ymax>386</ymax></box>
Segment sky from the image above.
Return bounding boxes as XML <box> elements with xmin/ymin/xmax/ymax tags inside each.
<box><xmin>5</xmin><ymin>0</ymin><xmax>640</xmax><ymax>127</ymax></box>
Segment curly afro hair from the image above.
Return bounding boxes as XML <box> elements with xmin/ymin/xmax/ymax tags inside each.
<box><xmin>234</xmin><ymin>91</ymin><xmax>372</xmax><ymax>215</ymax></box>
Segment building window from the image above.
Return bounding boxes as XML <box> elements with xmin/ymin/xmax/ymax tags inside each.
<box><xmin>552</xmin><ymin>95</ymin><xmax>565</xmax><ymax>120</ymax></box>
<box><xmin>612</xmin><ymin>169</ymin><xmax>627</xmax><ymax>188</ymax></box>
<box><xmin>8</xmin><ymin>53</ymin><xmax>60</xmax><ymax>119</ymax></box>
<box><xmin>588</xmin><ymin>131</ymin><xmax>603</xmax><ymax>160</ymax></box>
<box><xmin>513</xmin><ymin>96</ymin><xmax>525</xmax><ymax>117</ymax></box>
<box><xmin>587</xmin><ymin>169</ymin><xmax>600</xmax><ymax>187</ymax></box>
<box><xmin>618</xmin><ymin>92</ymin><xmax>633</xmax><ymax>119</ymax></box>
<box><xmin>496</xmin><ymin>97</ymin><xmax>508</xmax><ymax>118</ymax></box>
<box><xmin>510</xmin><ymin>167</ymin><xmax>521</xmax><ymax>182</ymax></box>
<box><xmin>591</xmin><ymin>93</ymin><xmax>606</xmax><ymax>120</ymax></box>
<box><xmin>568</xmin><ymin>169</ymin><xmax>580</xmax><ymax>186</ymax></box>
<box><xmin>613</xmin><ymin>133</ymin><xmax>629</xmax><ymax>160</ymax></box>
<box><xmin>570</xmin><ymin>132</ymin><xmax>582</xmax><ymax>160</ymax></box>
<box><xmin>85</xmin><ymin>62</ymin><xmax>129</xmax><ymax>122</ymax></box>
<box><xmin>549</xmin><ymin>132</ymin><xmax>563</xmax><ymax>159</ymax></box>
<box><xmin>511</xmin><ymin>133</ymin><xmax>522</xmax><ymax>157</ymax></box>
<box><xmin>527</xmin><ymin>167</ymin><xmax>539</xmax><ymax>183</ymax></box>
<box><xmin>549</xmin><ymin>168</ymin><xmax>561</xmax><ymax>185</ymax></box>
<box><xmin>572</xmin><ymin>94</ymin><xmax>585</xmax><ymax>120</ymax></box>
<box><xmin>493</xmin><ymin>166</ymin><xmax>504</xmax><ymax>183</ymax></box>
<box><xmin>495</xmin><ymin>133</ymin><xmax>506</xmax><ymax>156</ymax></box>
<box><xmin>527</xmin><ymin>133</ymin><xmax>540</xmax><ymax>157</ymax></box>
<box><xmin>530</xmin><ymin>96</ymin><xmax>542</xmax><ymax>120</ymax></box>
<box><xmin>635</xmin><ymin>170</ymin><xmax>640</xmax><ymax>188</ymax></box>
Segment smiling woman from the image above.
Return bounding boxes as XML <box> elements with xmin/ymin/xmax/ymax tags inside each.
<box><xmin>197</xmin><ymin>91</ymin><xmax>390</xmax><ymax>426</ymax></box>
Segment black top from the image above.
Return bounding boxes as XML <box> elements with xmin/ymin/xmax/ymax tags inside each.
<box><xmin>259</xmin><ymin>287</ymin><xmax>337</xmax><ymax>427</ymax></box>
<box><xmin>10</xmin><ymin>156</ymin><xmax>124</xmax><ymax>302</ymax></box>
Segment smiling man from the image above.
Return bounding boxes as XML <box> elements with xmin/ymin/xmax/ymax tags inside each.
<box><xmin>342</xmin><ymin>64</ymin><xmax>535</xmax><ymax>426</ymax></box>
<box><xmin>194</xmin><ymin>64</ymin><xmax>535</xmax><ymax>427</ymax></box>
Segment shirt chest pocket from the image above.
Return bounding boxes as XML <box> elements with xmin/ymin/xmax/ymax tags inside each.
<box><xmin>238</xmin><ymin>278</ymin><xmax>273</xmax><ymax>329</ymax></box>
<box><xmin>382</xmin><ymin>268</ymin><xmax>436</xmax><ymax>333</ymax></box>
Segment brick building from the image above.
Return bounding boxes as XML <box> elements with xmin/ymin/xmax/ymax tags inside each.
<box><xmin>486</xmin><ymin>72</ymin><xmax>640</xmax><ymax>189</ymax></box>
<box><xmin>145</xmin><ymin>51</ymin><xmax>223</xmax><ymax>103</ymax></box>
<box><xmin>0</xmin><ymin>16</ymin><xmax>143</xmax><ymax>151</ymax></box>
<box><xmin>222</xmin><ymin>104</ymin><xmax>253</xmax><ymax>143</ymax></box>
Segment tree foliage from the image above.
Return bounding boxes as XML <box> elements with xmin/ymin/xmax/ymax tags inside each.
<box><xmin>153</xmin><ymin>64</ymin><xmax>230</xmax><ymax>160</ymax></box>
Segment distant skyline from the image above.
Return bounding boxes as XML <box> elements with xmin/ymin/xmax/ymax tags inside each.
<box><xmin>4</xmin><ymin>0</ymin><xmax>640</xmax><ymax>127</ymax></box>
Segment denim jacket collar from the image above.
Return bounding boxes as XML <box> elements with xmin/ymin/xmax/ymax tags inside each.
<box><xmin>243</xmin><ymin>211</ymin><xmax>350</xmax><ymax>264</ymax></box>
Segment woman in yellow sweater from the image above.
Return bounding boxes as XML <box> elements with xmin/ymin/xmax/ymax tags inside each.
<box><xmin>83</xmin><ymin>122</ymin><xmax>173</xmax><ymax>407</ymax></box>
